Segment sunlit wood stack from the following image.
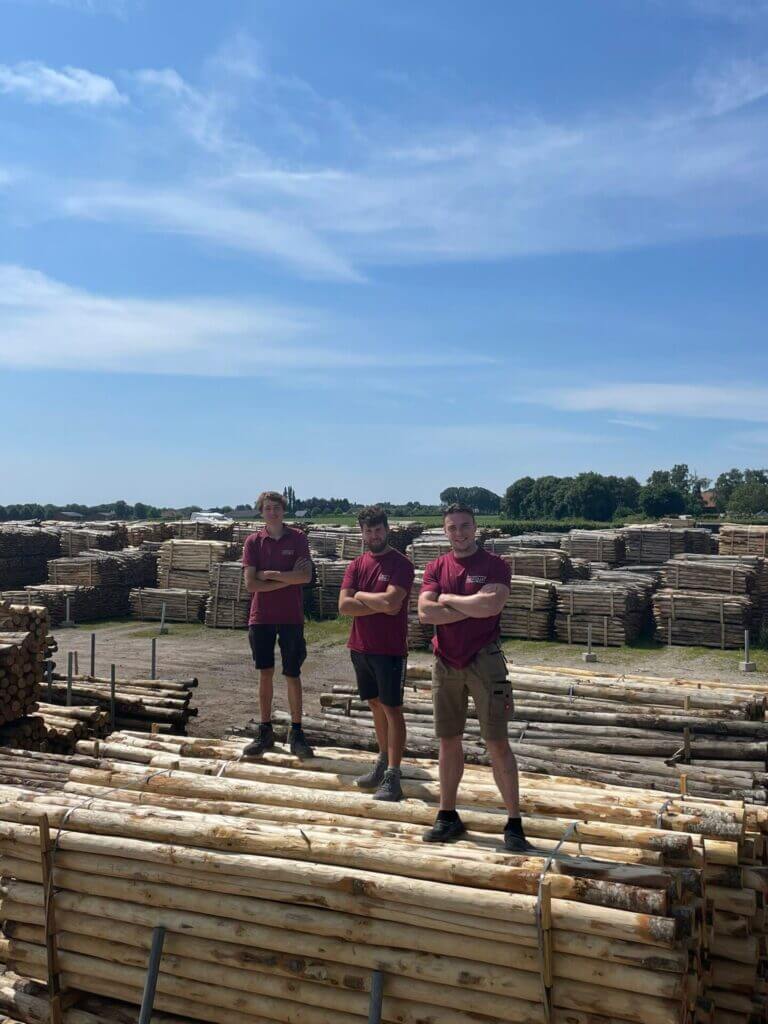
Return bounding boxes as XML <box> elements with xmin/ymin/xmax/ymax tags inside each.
<box><xmin>126</xmin><ymin>521</ymin><xmax>172</xmax><ymax>546</ymax></box>
<box><xmin>335</xmin><ymin>661</ymin><xmax>768</xmax><ymax>797</ymax></box>
<box><xmin>500</xmin><ymin>576</ymin><xmax>556</xmax><ymax>640</ymax></box>
<box><xmin>129</xmin><ymin>589</ymin><xmax>206</xmax><ymax>624</ymax></box>
<box><xmin>501</xmin><ymin>547</ymin><xmax>573</xmax><ymax>581</ymax></box>
<box><xmin>310</xmin><ymin>558</ymin><xmax>351</xmax><ymax>619</ymax></box>
<box><xmin>205</xmin><ymin>563</ymin><xmax>250</xmax><ymax>629</ymax></box>
<box><xmin>508</xmin><ymin>532</ymin><xmax>566</xmax><ymax>548</ymax></box>
<box><xmin>406</xmin><ymin>569</ymin><xmax>432</xmax><ymax>650</ymax></box>
<box><xmin>36</xmin><ymin>704</ymin><xmax>109</xmax><ymax>754</ymax></box>
<box><xmin>169</xmin><ymin>521</ymin><xmax>234</xmax><ymax>541</ymax></box>
<box><xmin>1</xmin><ymin>727</ymin><xmax>761</xmax><ymax>1024</ymax></box>
<box><xmin>624</xmin><ymin>525</ymin><xmax>711</xmax><ymax>564</ymax></box>
<box><xmin>554</xmin><ymin>578</ymin><xmax>653</xmax><ymax>647</ymax></box>
<box><xmin>58</xmin><ymin>529</ymin><xmax>122</xmax><ymax>558</ymax></box>
<box><xmin>46</xmin><ymin>673</ymin><xmax>198</xmax><ymax>734</ymax></box>
<box><xmin>0</xmin><ymin>528</ymin><xmax>60</xmax><ymax>590</ymax></box>
<box><xmin>652</xmin><ymin>590</ymin><xmax>753</xmax><ymax>648</ymax></box>
<box><xmin>0</xmin><ymin>604</ymin><xmax>50</xmax><ymax>727</ymax></box>
<box><xmin>232</xmin><ymin>522</ymin><xmax>263</xmax><ymax>545</ymax></box>
<box><xmin>1</xmin><ymin>585</ymin><xmax>126</xmax><ymax>625</ymax></box>
<box><xmin>406</xmin><ymin>536</ymin><xmax>452</xmax><ymax>567</ymax></box>
<box><xmin>560</xmin><ymin>530</ymin><xmax>626</xmax><ymax>565</ymax></box>
<box><xmin>719</xmin><ymin>523</ymin><xmax>768</xmax><ymax>557</ymax></box>
<box><xmin>157</xmin><ymin>541</ymin><xmax>237</xmax><ymax>593</ymax></box>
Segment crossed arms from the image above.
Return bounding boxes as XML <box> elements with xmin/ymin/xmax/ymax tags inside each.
<box><xmin>417</xmin><ymin>583</ymin><xmax>509</xmax><ymax>624</ymax></box>
<box><xmin>339</xmin><ymin>584</ymin><xmax>408</xmax><ymax>618</ymax></box>
<box><xmin>244</xmin><ymin>557</ymin><xmax>313</xmax><ymax>594</ymax></box>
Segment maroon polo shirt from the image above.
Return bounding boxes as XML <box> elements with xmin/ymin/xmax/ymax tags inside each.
<box><xmin>420</xmin><ymin>548</ymin><xmax>511</xmax><ymax>668</ymax></box>
<box><xmin>242</xmin><ymin>527</ymin><xmax>310</xmax><ymax>626</ymax></box>
<box><xmin>342</xmin><ymin>548</ymin><xmax>415</xmax><ymax>657</ymax></box>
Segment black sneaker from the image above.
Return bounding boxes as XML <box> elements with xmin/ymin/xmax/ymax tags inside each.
<box><xmin>504</xmin><ymin>829</ymin><xmax>536</xmax><ymax>854</ymax></box>
<box><xmin>242</xmin><ymin>723</ymin><xmax>275</xmax><ymax>758</ymax></box>
<box><xmin>422</xmin><ymin>816</ymin><xmax>466</xmax><ymax>843</ymax></box>
<box><xmin>289</xmin><ymin>728</ymin><xmax>314</xmax><ymax>760</ymax></box>
<box><xmin>355</xmin><ymin>752</ymin><xmax>388</xmax><ymax>790</ymax></box>
<box><xmin>373</xmin><ymin>767</ymin><xmax>403</xmax><ymax>802</ymax></box>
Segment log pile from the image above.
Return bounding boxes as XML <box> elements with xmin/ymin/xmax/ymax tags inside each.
<box><xmin>501</xmin><ymin>547</ymin><xmax>573</xmax><ymax>581</ymax></box>
<box><xmin>1</xmin><ymin>728</ymin><xmax>762</xmax><ymax>1024</ymax></box>
<box><xmin>326</xmin><ymin>661</ymin><xmax>768</xmax><ymax>800</ymax></box>
<box><xmin>506</xmin><ymin>532</ymin><xmax>565</xmax><ymax>548</ymax></box>
<box><xmin>0</xmin><ymin>528</ymin><xmax>60</xmax><ymax>590</ymax></box>
<box><xmin>653</xmin><ymin>590</ymin><xmax>754</xmax><ymax>648</ymax></box>
<box><xmin>232</xmin><ymin>522</ymin><xmax>263</xmax><ymax>545</ymax></box>
<box><xmin>406</xmin><ymin>536</ymin><xmax>451</xmax><ymax>567</ymax></box>
<box><xmin>0</xmin><ymin>716</ymin><xmax>46</xmax><ymax>752</ymax></box>
<box><xmin>500</xmin><ymin>576</ymin><xmax>556</xmax><ymax>640</ymax></box>
<box><xmin>169</xmin><ymin>521</ymin><xmax>234</xmax><ymax>542</ymax></box>
<box><xmin>310</xmin><ymin>558</ymin><xmax>352</xmax><ymax>620</ymax></box>
<box><xmin>0</xmin><ymin>586</ymin><xmax>125</xmax><ymax>626</ymax></box>
<box><xmin>129</xmin><ymin>589</ymin><xmax>206</xmax><ymax>624</ymax></box>
<box><xmin>719</xmin><ymin>523</ymin><xmax>768</xmax><ymax>557</ymax></box>
<box><xmin>47</xmin><ymin>673</ymin><xmax>198</xmax><ymax>734</ymax></box>
<box><xmin>157</xmin><ymin>541</ymin><xmax>237</xmax><ymax>593</ymax></box>
<box><xmin>59</xmin><ymin>529</ymin><xmax>122</xmax><ymax>557</ymax></box>
<box><xmin>37</xmin><ymin>703</ymin><xmax>109</xmax><ymax>754</ymax></box>
<box><xmin>624</xmin><ymin>525</ymin><xmax>711</xmax><ymax>564</ymax></box>
<box><xmin>205</xmin><ymin>563</ymin><xmax>250</xmax><ymax>629</ymax></box>
<box><xmin>406</xmin><ymin>570</ymin><xmax>432</xmax><ymax>650</ymax></box>
<box><xmin>557</xmin><ymin>581</ymin><xmax>651</xmax><ymax>643</ymax></box>
<box><xmin>560</xmin><ymin>530</ymin><xmax>626</xmax><ymax>565</ymax></box>
<box><xmin>0</xmin><ymin>604</ymin><xmax>49</xmax><ymax>726</ymax></box>
<box><xmin>126</xmin><ymin>521</ymin><xmax>172</xmax><ymax>546</ymax></box>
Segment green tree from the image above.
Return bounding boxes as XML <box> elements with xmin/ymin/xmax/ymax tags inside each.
<box><xmin>728</xmin><ymin>483</ymin><xmax>768</xmax><ymax>516</ymax></box>
<box><xmin>639</xmin><ymin>483</ymin><xmax>686</xmax><ymax>518</ymax></box>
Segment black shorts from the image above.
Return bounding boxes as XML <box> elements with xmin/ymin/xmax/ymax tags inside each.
<box><xmin>350</xmin><ymin>651</ymin><xmax>406</xmax><ymax>707</ymax></box>
<box><xmin>249</xmin><ymin>624</ymin><xmax>307</xmax><ymax>678</ymax></box>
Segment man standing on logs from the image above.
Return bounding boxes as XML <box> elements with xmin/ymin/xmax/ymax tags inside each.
<box><xmin>242</xmin><ymin>491</ymin><xmax>314</xmax><ymax>759</ymax></box>
<box><xmin>339</xmin><ymin>506</ymin><xmax>414</xmax><ymax>801</ymax></box>
<box><xmin>418</xmin><ymin>503</ymin><xmax>533</xmax><ymax>851</ymax></box>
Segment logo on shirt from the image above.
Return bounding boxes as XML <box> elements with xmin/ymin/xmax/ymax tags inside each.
<box><xmin>380</xmin><ymin>574</ymin><xmax>390</xmax><ymax>582</ymax></box>
<box><xmin>467</xmin><ymin>575</ymin><xmax>487</xmax><ymax>584</ymax></box>
<box><xmin>281</xmin><ymin>549</ymin><xmax>295</xmax><ymax>556</ymax></box>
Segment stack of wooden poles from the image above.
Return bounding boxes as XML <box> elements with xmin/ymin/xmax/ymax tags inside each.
<box><xmin>126</xmin><ymin>521</ymin><xmax>173</xmax><ymax>546</ymax></box>
<box><xmin>500</xmin><ymin>576</ymin><xmax>556</xmax><ymax>640</ymax></box>
<box><xmin>554</xmin><ymin>578</ymin><xmax>653</xmax><ymax>646</ymax></box>
<box><xmin>169</xmin><ymin>522</ymin><xmax>234</xmax><ymax>542</ymax></box>
<box><xmin>46</xmin><ymin>672</ymin><xmax>198</xmax><ymax>734</ymax></box>
<box><xmin>129</xmin><ymin>588</ymin><xmax>206</xmax><ymax>624</ymax></box>
<box><xmin>0</xmin><ymin>528</ymin><xmax>60</xmax><ymax>590</ymax></box>
<box><xmin>406</xmin><ymin>570</ymin><xmax>432</xmax><ymax>650</ymax></box>
<box><xmin>501</xmin><ymin>548</ymin><xmax>573</xmax><ymax>581</ymax></box>
<box><xmin>204</xmin><ymin>562</ymin><xmax>250</xmax><ymax>629</ymax></box>
<box><xmin>157</xmin><ymin>541</ymin><xmax>236</xmax><ymax>593</ymax></box>
<box><xmin>561</xmin><ymin>530</ymin><xmax>626</xmax><ymax>566</ymax></box>
<box><xmin>311</xmin><ymin>558</ymin><xmax>351</xmax><ymax>619</ymax></box>
<box><xmin>625</xmin><ymin>526</ymin><xmax>713</xmax><ymax>564</ymax></box>
<box><xmin>0</xmin><ymin>728</ymin><xmax>761</xmax><ymax>1024</ymax></box>
<box><xmin>719</xmin><ymin>524</ymin><xmax>768</xmax><ymax>558</ymax></box>
<box><xmin>315</xmin><ymin>662</ymin><xmax>768</xmax><ymax>801</ymax></box>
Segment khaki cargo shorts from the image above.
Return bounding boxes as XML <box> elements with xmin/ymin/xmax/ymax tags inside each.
<box><xmin>432</xmin><ymin>642</ymin><xmax>513</xmax><ymax>741</ymax></box>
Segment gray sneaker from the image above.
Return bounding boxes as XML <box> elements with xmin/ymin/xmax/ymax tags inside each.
<box><xmin>373</xmin><ymin>767</ymin><xmax>403</xmax><ymax>802</ymax></box>
<box><xmin>355</xmin><ymin>752</ymin><xmax>388</xmax><ymax>790</ymax></box>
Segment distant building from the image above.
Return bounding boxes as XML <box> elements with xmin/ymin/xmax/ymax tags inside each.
<box><xmin>700</xmin><ymin>490</ymin><xmax>717</xmax><ymax>510</ymax></box>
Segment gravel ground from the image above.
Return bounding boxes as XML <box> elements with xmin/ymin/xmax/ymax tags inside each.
<box><xmin>51</xmin><ymin>618</ymin><xmax>768</xmax><ymax>739</ymax></box>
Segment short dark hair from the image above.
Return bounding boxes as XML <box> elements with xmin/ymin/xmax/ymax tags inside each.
<box><xmin>256</xmin><ymin>491</ymin><xmax>286</xmax><ymax>513</ymax></box>
<box><xmin>357</xmin><ymin>505</ymin><xmax>389</xmax><ymax>529</ymax></box>
<box><xmin>443</xmin><ymin>503</ymin><xmax>475</xmax><ymax>521</ymax></box>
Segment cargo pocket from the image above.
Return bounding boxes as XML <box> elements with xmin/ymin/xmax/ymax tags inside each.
<box><xmin>489</xmin><ymin>680</ymin><xmax>514</xmax><ymax>723</ymax></box>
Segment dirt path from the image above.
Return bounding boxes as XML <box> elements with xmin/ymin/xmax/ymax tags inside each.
<box><xmin>51</xmin><ymin>620</ymin><xmax>766</xmax><ymax>739</ymax></box>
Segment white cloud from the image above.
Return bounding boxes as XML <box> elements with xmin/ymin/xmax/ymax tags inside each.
<box><xmin>608</xmin><ymin>418</ymin><xmax>660</xmax><ymax>431</ymax></box>
<box><xmin>62</xmin><ymin>186</ymin><xmax>360</xmax><ymax>281</ymax></box>
<box><xmin>0</xmin><ymin>61</ymin><xmax>125</xmax><ymax>106</ymax></box>
<box><xmin>695</xmin><ymin>57</ymin><xmax>768</xmax><ymax>115</ymax></box>
<box><xmin>0</xmin><ymin>265</ymin><xmax>475</xmax><ymax>376</ymax></box>
<box><xmin>529</xmin><ymin>383</ymin><xmax>768</xmax><ymax>423</ymax></box>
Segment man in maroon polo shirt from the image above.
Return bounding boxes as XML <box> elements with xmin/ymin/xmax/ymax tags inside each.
<box><xmin>241</xmin><ymin>490</ymin><xmax>314</xmax><ymax>759</ymax></box>
<box><xmin>339</xmin><ymin>505</ymin><xmax>414</xmax><ymax>801</ymax></box>
<box><xmin>418</xmin><ymin>503</ymin><xmax>533</xmax><ymax>852</ymax></box>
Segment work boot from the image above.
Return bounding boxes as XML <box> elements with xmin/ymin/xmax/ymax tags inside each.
<box><xmin>373</xmin><ymin>767</ymin><xmax>403</xmax><ymax>802</ymax></box>
<box><xmin>504</xmin><ymin>822</ymin><xmax>536</xmax><ymax>854</ymax></box>
<box><xmin>355</xmin><ymin>752</ymin><xmax>388</xmax><ymax>790</ymax></box>
<box><xmin>422</xmin><ymin>814</ymin><xmax>467</xmax><ymax>843</ymax></box>
<box><xmin>289</xmin><ymin>727</ymin><xmax>315</xmax><ymax>760</ymax></box>
<box><xmin>242</xmin><ymin>723</ymin><xmax>274</xmax><ymax>758</ymax></box>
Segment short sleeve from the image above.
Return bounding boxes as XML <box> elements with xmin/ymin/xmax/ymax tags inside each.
<box><xmin>341</xmin><ymin>560</ymin><xmax>358</xmax><ymax>592</ymax></box>
<box><xmin>390</xmin><ymin>560</ymin><xmax>415</xmax><ymax>592</ymax></box>
<box><xmin>242</xmin><ymin>535</ymin><xmax>260</xmax><ymax>569</ymax></box>
<box><xmin>420</xmin><ymin>559</ymin><xmax>441</xmax><ymax>594</ymax></box>
<box><xmin>296</xmin><ymin>531</ymin><xmax>311</xmax><ymax>559</ymax></box>
<box><xmin>485</xmin><ymin>555</ymin><xmax>511</xmax><ymax>588</ymax></box>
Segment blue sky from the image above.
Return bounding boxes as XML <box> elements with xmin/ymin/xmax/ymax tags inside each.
<box><xmin>2</xmin><ymin>0</ymin><xmax>768</xmax><ymax>506</ymax></box>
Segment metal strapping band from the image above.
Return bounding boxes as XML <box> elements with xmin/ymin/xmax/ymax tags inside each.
<box><xmin>216</xmin><ymin>754</ymin><xmax>245</xmax><ymax>778</ymax></box>
<box><xmin>536</xmin><ymin>820</ymin><xmax>580</xmax><ymax>1024</ymax></box>
<box><xmin>655</xmin><ymin>798</ymin><xmax>674</xmax><ymax>829</ymax></box>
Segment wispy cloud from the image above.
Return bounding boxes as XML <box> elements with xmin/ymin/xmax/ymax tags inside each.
<box><xmin>62</xmin><ymin>185</ymin><xmax>361</xmax><ymax>281</ymax></box>
<box><xmin>694</xmin><ymin>57</ymin><xmax>768</xmax><ymax>115</ymax></box>
<box><xmin>0</xmin><ymin>61</ymin><xmax>125</xmax><ymax>106</ymax></box>
<box><xmin>608</xmin><ymin>417</ymin><xmax>660</xmax><ymax>431</ymax></box>
<box><xmin>529</xmin><ymin>383</ymin><xmax>768</xmax><ymax>423</ymax></box>
<box><xmin>0</xmin><ymin>264</ymin><xmax>477</xmax><ymax>376</ymax></box>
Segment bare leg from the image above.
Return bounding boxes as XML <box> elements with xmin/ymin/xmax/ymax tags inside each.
<box><xmin>368</xmin><ymin>698</ymin><xmax>389</xmax><ymax>754</ymax></box>
<box><xmin>258</xmin><ymin>668</ymin><xmax>274</xmax><ymax>721</ymax></box>
<box><xmin>485</xmin><ymin>739</ymin><xmax>520</xmax><ymax>816</ymax></box>
<box><xmin>382</xmin><ymin>705</ymin><xmax>406</xmax><ymax>769</ymax></box>
<box><xmin>285</xmin><ymin>676</ymin><xmax>303</xmax><ymax>722</ymax></box>
<box><xmin>438</xmin><ymin>735</ymin><xmax>465</xmax><ymax>811</ymax></box>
